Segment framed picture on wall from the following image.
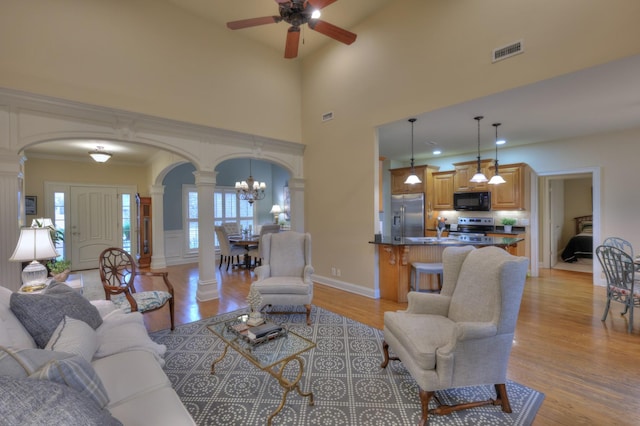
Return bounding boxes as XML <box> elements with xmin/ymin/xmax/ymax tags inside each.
<box><xmin>25</xmin><ymin>196</ymin><xmax>37</xmax><ymax>215</ymax></box>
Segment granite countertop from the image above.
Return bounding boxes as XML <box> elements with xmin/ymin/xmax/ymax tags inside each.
<box><xmin>370</xmin><ymin>235</ymin><xmax>524</xmax><ymax>246</ymax></box>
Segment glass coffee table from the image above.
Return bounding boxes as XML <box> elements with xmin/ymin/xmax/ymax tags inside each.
<box><xmin>207</xmin><ymin>313</ymin><xmax>315</xmax><ymax>425</ymax></box>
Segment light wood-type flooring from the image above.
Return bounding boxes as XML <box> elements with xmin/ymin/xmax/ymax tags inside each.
<box><xmin>137</xmin><ymin>263</ymin><xmax>640</xmax><ymax>425</ymax></box>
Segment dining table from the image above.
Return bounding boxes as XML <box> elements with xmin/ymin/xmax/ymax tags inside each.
<box><xmin>229</xmin><ymin>235</ymin><xmax>259</xmax><ymax>269</ymax></box>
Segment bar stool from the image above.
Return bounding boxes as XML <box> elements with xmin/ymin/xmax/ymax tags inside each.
<box><xmin>410</xmin><ymin>262</ymin><xmax>444</xmax><ymax>292</ymax></box>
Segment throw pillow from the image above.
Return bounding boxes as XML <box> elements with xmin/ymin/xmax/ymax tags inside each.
<box><xmin>0</xmin><ymin>286</ymin><xmax>37</xmax><ymax>348</ymax></box>
<box><xmin>46</xmin><ymin>316</ymin><xmax>99</xmax><ymax>362</ymax></box>
<box><xmin>0</xmin><ymin>376</ymin><xmax>122</xmax><ymax>426</ymax></box>
<box><xmin>10</xmin><ymin>282</ymin><xmax>103</xmax><ymax>348</ymax></box>
<box><xmin>0</xmin><ymin>346</ymin><xmax>110</xmax><ymax>408</ymax></box>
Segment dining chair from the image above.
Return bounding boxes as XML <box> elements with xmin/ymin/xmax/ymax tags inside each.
<box><xmin>215</xmin><ymin>226</ymin><xmax>245</xmax><ymax>271</ymax></box>
<box><xmin>595</xmin><ymin>244</ymin><xmax>640</xmax><ymax>333</ymax></box>
<box><xmin>603</xmin><ymin>236</ymin><xmax>640</xmax><ymax>275</ymax></box>
<box><xmin>98</xmin><ymin>247</ymin><xmax>175</xmax><ymax>330</ymax></box>
<box><xmin>248</xmin><ymin>224</ymin><xmax>280</xmax><ymax>267</ymax></box>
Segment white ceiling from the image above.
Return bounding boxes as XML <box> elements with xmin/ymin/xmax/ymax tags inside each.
<box><xmin>24</xmin><ymin>2</ymin><xmax>640</xmax><ymax>164</ymax></box>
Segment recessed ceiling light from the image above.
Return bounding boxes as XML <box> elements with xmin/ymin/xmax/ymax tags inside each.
<box><xmin>433</xmin><ymin>150</ymin><xmax>442</xmax><ymax>155</ymax></box>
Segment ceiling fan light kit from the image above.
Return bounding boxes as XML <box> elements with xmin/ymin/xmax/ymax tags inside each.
<box><xmin>227</xmin><ymin>0</ymin><xmax>357</xmax><ymax>59</ymax></box>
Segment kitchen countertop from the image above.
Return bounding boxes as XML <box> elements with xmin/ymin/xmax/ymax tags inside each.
<box><xmin>370</xmin><ymin>235</ymin><xmax>524</xmax><ymax>246</ymax></box>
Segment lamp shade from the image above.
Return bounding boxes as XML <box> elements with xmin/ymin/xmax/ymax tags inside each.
<box><xmin>9</xmin><ymin>227</ymin><xmax>59</xmax><ymax>262</ymax></box>
<box><xmin>269</xmin><ymin>205</ymin><xmax>282</xmax><ymax>214</ymax></box>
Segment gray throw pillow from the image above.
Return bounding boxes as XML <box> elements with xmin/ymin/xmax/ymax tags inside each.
<box><xmin>10</xmin><ymin>282</ymin><xmax>103</xmax><ymax>348</ymax></box>
<box><xmin>0</xmin><ymin>376</ymin><xmax>122</xmax><ymax>426</ymax></box>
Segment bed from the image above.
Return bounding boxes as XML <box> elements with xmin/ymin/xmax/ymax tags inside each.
<box><xmin>561</xmin><ymin>215</ymin><xmax>593</xmax><ymax>262</ymax></box>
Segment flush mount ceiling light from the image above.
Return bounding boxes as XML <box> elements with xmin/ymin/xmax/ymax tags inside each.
<box><xmin>404</xmin><ymin>118</ymin><xmax>422</xmax><ymax>185</ymax></box>
<box><xmin>488</xmin><ymin>123</ymin><xmax>507</xmax><ymax>185</ymax></box>
<box><xmin>89</xmin><ymin>146</ymin><xmax>112</xmax><ymax>163</ymax></box>
<box><xmin>470</xmin><ymin>116</ymin><xmax>488</xmax><ymax>183</ymax></box>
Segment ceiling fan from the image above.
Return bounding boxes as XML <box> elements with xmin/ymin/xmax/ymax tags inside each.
<box><xmin>227</xmin><ymin>0</ymin><xmax>357</xmax><ymax>59</ymax></box>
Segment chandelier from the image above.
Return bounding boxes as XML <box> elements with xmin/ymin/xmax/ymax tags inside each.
<box><xmin>235</xmin><ymin>159</ymin><xmax>266</xmax><ymax>204</ymax></box>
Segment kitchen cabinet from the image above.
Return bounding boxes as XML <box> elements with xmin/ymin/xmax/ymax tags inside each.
<box><xmin>489</xmin><ymin>163</ymin><xmax>529</xmax><ymax>210</ymax></box>
<box><xmin>390</xmin><ymin>166</ymin><xmax>427</xmax><ymax>194</ymax></box>
<box><xmin>453</xmin><ymin>159</ymin><xmax>493</xmax><ymax>192</ymax></box>
<box><xmin>432</xmin><ymin>170</ymin><xmax>455</xmax><ymax>210</ymax></box>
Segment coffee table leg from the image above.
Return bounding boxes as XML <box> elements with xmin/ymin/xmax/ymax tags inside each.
<box><xmin>267</xmin><ymin>356</ymin><xmax>314</xmax><ymax>426</ymax></box>
<box><xmin>210</xmin><ymin>343</ymin><xmax>230</xmax><ymax>375</ymax></box>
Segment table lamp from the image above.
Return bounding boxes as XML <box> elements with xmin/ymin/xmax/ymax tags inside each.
<box><xmin>270</xmin><ymin>205</ymin><xmax>282</xmax><ymax>224</ymax></box>
<box><xmin>9</xmin><ymin>227</ymin><xmax>59</xmax><ymax>288</ymax></box>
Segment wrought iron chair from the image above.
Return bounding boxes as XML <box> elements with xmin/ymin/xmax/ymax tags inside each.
<box><xmin>98</xmin><ymin>247</ymin><xmax>175</xmax><ymax>330</ymax></box>
<box><xmin>595</xmin><ymin>244</ymin><xmax>640</xmax><ymax>333</ymax></box>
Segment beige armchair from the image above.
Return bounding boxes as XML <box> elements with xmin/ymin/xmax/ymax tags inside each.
<box><xmin>381</xmin><ymin>245</ymin><xmax>529</xmax><ymax>425</ymax></box>
<box><xmin>251</xmin><ymin>231</ymin><xmax>314</xmax><ymax>325</ymax></box>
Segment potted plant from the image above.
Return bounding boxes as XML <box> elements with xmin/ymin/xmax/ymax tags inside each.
<box><xmin>46</xmin><ymin>259</ymin><xmax>72</xmax><ymax>282</ymax></box>
<box><xmin>501</xmin><ymin>218</ymin><xmax>516</xmax><ymax>233</ymax></box>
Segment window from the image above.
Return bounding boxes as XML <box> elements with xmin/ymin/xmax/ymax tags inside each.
<box><xmin>53</xmin><ymin>192</ymin><xmax>65</xmax><ymax>260</ymax></box>
<box><xmin>184</xmin><ymin>186</ymin><xmax>255</xmax><ymax>251</ymax></box>
<box><xmin>121</xmin><ymin>194</ymin><xmax>132</xmax><ymax>254</ymax></box>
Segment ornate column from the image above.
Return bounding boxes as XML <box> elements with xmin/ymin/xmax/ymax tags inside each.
<box><xmin>149</xmin><ymin>184</ymin><xmax>167</xmax><ymax>269</ymax></box>
<box><xmin>194</xmin><ymin>170</ymin><xmax>218</xmax><ymax>301</ymax></box>
<box><xmin>288</xmin><ymin>177</ymin><xmax>305</xmax><ymax>232</ymax></box>
<box><xmin>0</xmin><ymin>153</ymin><xmax>25</xmax><ymax>291</ymax></box>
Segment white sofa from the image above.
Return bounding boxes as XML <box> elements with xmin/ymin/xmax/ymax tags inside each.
<box><xmin>0</xmin><ymin>284</ymin><xmax>195</xmax><ymax>426</ymax></box>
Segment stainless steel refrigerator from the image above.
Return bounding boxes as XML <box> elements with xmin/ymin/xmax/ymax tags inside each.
<box><xmin>391</xmin><ymin>193</ymin><xmax>425</xmax><ymax>241</ymax></box>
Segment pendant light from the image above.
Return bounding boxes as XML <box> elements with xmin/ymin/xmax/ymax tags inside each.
<box><xmin>488</xmin><ymin>123</ymin><xmax>507</xmax><ymax>185</ymax></box>
<box><xmin>404</xmin><ymin>118</ymin><xmax>422</xmax><ymax>184</ymax></box>
<box><xmin>469</xmin><ymin>116</ymin><xmax>488</xmax><ymax>183</ymax></box>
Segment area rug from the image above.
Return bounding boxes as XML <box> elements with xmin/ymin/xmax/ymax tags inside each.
<box><xmin>149</xmin><ymin>307</ymin><xmax>544</xmax><ymax>425</ymax></box>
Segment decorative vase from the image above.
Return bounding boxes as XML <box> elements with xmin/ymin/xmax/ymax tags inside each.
<box><xmin>51</xmin><ymin>269</ymin><xmax>70</xmax><ymax>282</ymax></box>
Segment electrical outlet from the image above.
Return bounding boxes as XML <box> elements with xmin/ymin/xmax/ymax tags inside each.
<box><xmin>336</xmin><ymin>269</ymin><xmax>341</xmax><ymax>277</ymax></box>
<box><xmin>331</xmin><ymin>267</ymin><xmax>336</xmax><ymax>276</ymax></box>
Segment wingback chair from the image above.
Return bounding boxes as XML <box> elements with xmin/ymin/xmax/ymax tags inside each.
<box><xmin>251</xmin><ymin>231</ymin><xmax>314</xmax><ymax>325</ymax></box>
<box><xmin>381</xmin><ymin>246</ymin><xmax>529</xmax><ymax>425</ymax></box>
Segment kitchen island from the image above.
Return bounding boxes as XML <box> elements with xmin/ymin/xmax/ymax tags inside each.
<box><xmin>370</xmin><ymin>235</ymin><xmax>524</xmax><ymax>302</ymax></box>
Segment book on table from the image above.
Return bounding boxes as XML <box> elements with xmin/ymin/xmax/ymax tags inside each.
<box><xmin>247</xmin><ymin>322</ymin><xmax>283</xmax><ymax>341</ymax></box>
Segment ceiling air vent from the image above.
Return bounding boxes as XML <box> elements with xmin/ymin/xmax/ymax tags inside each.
<box><xmin>492</xmin><ymin>40</ymin><xmax>524</xmax><ymax>63</ymax></box>
<box><xmin>322</xmin><ymin>111</ymin><xmax>334</xmax><ymax>122</ymax></box>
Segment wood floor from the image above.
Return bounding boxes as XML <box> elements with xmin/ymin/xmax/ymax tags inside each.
<box><xmin>139</xmin><ymin>263</ymin><xmax>640</xmax><ymax>425</ymax></box>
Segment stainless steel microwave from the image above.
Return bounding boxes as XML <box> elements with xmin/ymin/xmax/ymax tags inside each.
<box><xmin>453</xmin><ymin>191</ymin><xmax>491</xmax><ymax>211</ymax></box>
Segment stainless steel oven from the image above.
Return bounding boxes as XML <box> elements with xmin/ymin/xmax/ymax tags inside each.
<box><xmin>448</xmin><ymin>217</ymin><xmax>495</xmax><ymax>239</ymax></box>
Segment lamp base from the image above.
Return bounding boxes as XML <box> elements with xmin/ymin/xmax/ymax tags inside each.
<box><xmin>21</xmin><ymin>260</ymin><xmax>49</xmax><ymax>287</ymax></box>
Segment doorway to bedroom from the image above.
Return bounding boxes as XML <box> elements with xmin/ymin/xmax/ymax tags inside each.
<box><xmin>543</xmin><ymin>172</ymin><xmax>594</xmax><ymax>274</ymax></box>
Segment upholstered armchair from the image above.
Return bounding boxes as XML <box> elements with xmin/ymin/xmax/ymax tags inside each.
<box><xmin>381</xmin><ymin>245</ymin><xmax>529</xmax><ymax>425</ymax></box>
<box><xmin>251</xmin><ymin>231</ymin><xmax>314</xmax><ymax>325</ymax></box>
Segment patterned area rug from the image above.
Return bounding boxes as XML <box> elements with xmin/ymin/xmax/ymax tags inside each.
<box><xmin>150</xmin><ymin>307</ymin><xmax>544</xmax><ymax>425</ymax></box>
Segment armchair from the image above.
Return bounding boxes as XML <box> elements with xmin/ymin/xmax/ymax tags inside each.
<box><xmin>98</xmin><ymin>247</ymin><xmax>175</xmax><ymax>330</ymax></box>
<box><xmin>381</xmin><ymin>246</ymin><xmax>528</xmax><ymax>425</ymax></box>
<box><xmin>251</xmin><ymin>231</ymin><xmax>314</xmax><ymax>325</ymax></box>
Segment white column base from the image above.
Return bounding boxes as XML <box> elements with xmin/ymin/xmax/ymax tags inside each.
<box><xmin>196</xmin><ymin>279</ymin><xmax>219</xmax><ymax>301</ymax></box>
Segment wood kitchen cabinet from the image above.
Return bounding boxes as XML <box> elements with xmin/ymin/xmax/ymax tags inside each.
<box><xmin>390</xmin><ymin>165</ymin><xmax>427</xmax><ymax>194</ymax></box>
<box><xmin>432</xmin><ymin>170</ymin><xmax>455</xmax><ymax>210</ymax></box>
<box><xmin>489</xmin><ymin>162</ymin><xmax>529</xmax><ymax>210</ymax></box>
<box><xmin>453</xmin><ymin>159</ymin><xmax>493</xmax><ymax>192</ymax></box>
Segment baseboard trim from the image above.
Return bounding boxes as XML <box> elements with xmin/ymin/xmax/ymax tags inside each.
<box><xmin>312</xmin><ymin>274</ymin><xmax>378</xmax><ymax>299</ymax></box>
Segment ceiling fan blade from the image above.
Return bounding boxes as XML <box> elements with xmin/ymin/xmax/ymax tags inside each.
<box><xmin>227</xmin><ymin>16</ymin><xmax>282</xmax><ymax>30</ymax></box>
<box><xmin>308</xmin><ymin>19</ymin><xmax>357</xmax><ymax>45</ymax></box>
<box><xmin>307</xmin><ymin>0</ymin><xmax>338</xmax><ymax>9</ymax></box>
<box><xmin>284</xmin><ymin>27</ymin><xmax>301</xmax><ymax>59</ymax></box>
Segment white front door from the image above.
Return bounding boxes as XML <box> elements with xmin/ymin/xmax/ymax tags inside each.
<box><xmin>70</xmin><ymin>186</ymin><xmax>119</xmax><ymax>270</ymax></box>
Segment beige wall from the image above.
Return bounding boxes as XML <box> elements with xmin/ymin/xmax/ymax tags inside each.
<box><xmin>0</xmin><ymin>0</ymin><xmax>302</xmax><ymax>143</ymax></box>
<box><xmin>301</xmin><ymin>0</ymin><xmax>640</xmax><ymax>290</ymax></box>
<box><xmin>3</xmin><ymin>0</ymin><xmax>640</xmax><ymax>294</ymax></box>
<box><xmin>24</xmin><ymin>156</ymin><xmax>150</xmax><ymax>221</ymax></box>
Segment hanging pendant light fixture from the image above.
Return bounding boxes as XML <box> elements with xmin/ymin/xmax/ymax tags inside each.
<box><xmin>470</xmin><ymin>116</ymin><xmax>488</xmax><ymax>183</ymax></box>
<box><xmin>488</xmin><ymin>123</ymin><xmax>507</xmax><ymax>185</ymax></box>
<box><xmin>404</xmin><ymin>118</ymin><xmax>422</xmax><ymax>184</ymax></box>
<box><xmin>235</xmin><ymin>159</ymin><xmax>266</xmax><ymax>204</ymax></box>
